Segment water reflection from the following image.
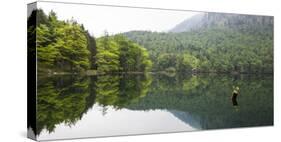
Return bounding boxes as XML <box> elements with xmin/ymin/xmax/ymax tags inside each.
<box><xmin>232</xmin><ymin>97</ymin><xmax>238</xmax><ymax>106</ymax></box>
<box><xmin>36</xmin><ymin>73</ymin><xmax>273</xmax><ymax>139</ymax></box>
<box><xmin>37</xmin><ymin>74</ymin><xmax>152</xmax><ymax>135</ymax></box>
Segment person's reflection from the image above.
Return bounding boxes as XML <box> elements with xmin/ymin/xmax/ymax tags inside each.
<box><xmin>232</xmin><ymin>86</ymin><xmax>239</xmax><ymax>106</ymax></box>
<box><xmin>232</xmin><ymin>96</ymin><xmax>238</xmax><ymax>106</ymax></box>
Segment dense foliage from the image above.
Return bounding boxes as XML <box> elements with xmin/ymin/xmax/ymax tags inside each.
<box><xmin>30</xmin><ymin>9</ymin><xmax>273</xmax><ymax>74</ymax></box>
<box><xmin>31</xmin><ymin>10</ymin><xmax>274</xmax><ymax>135</ymax></box>
<box><xmin>35</xmin><ymin>10</ymin><xmax>91</xmax><ymax>72</ymax></box>
<box><xmin>96</xmin><ymin>33</ymin><xmax>152</xmax><ymax>73</ymax></box>
<box><xmin>31</xmin><ymin>9</ymin><xmax>152</xmax><ymax>73</ymax></box>
<box><xmin>124</xmin><ymin>14</ymin><xmax>273</xmax><ymax>73</ymax></box>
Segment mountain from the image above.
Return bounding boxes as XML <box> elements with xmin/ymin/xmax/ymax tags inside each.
<box><xmin>170</xmin><ymin>12</ymin><xmax>273</xmax><ymax>33</ymax></box>
<box><xmin>170</xmin><ymin>13</ymin><xmax>206</xmax><ymax>33</ymax></box>
<box><xmin>123</xmin><ymin>12</ymin><xmax>273</xmax><ymax>73</ymax></box>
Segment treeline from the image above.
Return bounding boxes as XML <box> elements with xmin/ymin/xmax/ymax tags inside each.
<box><xmin>28</xmin><ymin>9</ymin><xmax>273</xmax><ymax>74</ymax></box>
<box><xmin>28</xmin><ymin>9</ymin><xmax>152</xmax><ymax>73</ymax></box>
<box><xmin>124</xmin><ymin>16</ymin><xmax>273</xmax><ymax>74</ymax></box>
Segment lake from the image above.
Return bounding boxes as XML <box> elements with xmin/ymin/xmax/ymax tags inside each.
<box><xmin>36</xmin><ymin>73</ymin><xmax>273</xmax><ymax>141</ymax></box>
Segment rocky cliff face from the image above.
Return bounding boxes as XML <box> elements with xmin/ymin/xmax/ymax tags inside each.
<box><xmin>169</xmin><ymin>13</ymin><xmax>206</xmax><ymax>32</ymax></box>
<box><xmin>170</xmin><ymin>12</ymin><xmax>273</xmax><ymax>33</ymax></box>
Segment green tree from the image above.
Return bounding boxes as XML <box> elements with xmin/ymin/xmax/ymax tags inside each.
<box><xmin>96</xmin><ymin>34</ymin><xmax>152</xmax><ymax>73</ymax></box>
<box><xmin>35</xmin><ymin>9</ymin><xmax>91</xmax><ymax>72</ymax></box>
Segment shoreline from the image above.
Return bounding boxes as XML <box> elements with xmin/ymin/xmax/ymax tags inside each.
<box><xmin>38</xmin><ymin>70</ymin><xmax>274</xmax><ymax>77</ymax></box>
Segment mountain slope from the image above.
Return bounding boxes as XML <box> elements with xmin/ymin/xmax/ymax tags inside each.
<box><xmin>170</xmin><ymin>12</ymin><xmax>273</xmax><ymax>33</ymax></box>
<box><xmin>170</xmin><ymin>13</ymin><xmax>206</xmax><ymax>33</ymax></box>
<box><xmin>123</xmin><ymin>13</ymin><xmax>273</xmax><ymax>73</ymax></box>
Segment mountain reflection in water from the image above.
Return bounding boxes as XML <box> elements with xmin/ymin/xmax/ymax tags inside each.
<box><xmin>35</xmin><ymin>73</ymin><xmax>273</xmax><ymax>140</ymax></box>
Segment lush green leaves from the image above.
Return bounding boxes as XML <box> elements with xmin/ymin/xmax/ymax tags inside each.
<box><xmin>31</xmin><ymin>9</ymin><xmax>273</xmax><ymax>74</ymax></box>
<box><xmin>96</xmin><ymin>33</ymin><xmax>152</xmax><ymax>73</ymax></box>
<box><xmin>33</xmin><ymin>10</ymin><xmax>152</xmax><ymax>73</ymax></box>
<box><xmin>36</xmin><ymin>10</ymin><xmax>90</xmax><ymax>72</ymax></box>
<box><xmin>124</xmin><ymin>22</ymin><xmax>273</xmax><ymax>73</ymax></box>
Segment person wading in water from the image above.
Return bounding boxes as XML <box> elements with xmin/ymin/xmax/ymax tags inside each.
<box><xmin>232</xmin><ymin>86</ymin><xmax>240</xmax><ymax>106</ymax></box>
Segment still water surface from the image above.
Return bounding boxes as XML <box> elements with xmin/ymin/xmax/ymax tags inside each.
<box><xmin>37</xmin><ymin>73</ymin><xmax>273</xmax><ymax>140</ymax></box>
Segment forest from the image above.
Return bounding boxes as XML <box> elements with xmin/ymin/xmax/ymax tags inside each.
<box><xmin>124</xmin><ymin>15</ymin><xmax>273</xmax><ymax>73</ymax></box>
<box><xmin>28</xmin><ymin>9</ymin><xmax>152</xmax><ymax>74</ymax></box>
<box><xmin>28</xmin><ymin>9</ymin><xmax>273</xmax><ymax>74</ymax></box>
<box><xmin>28</xmin><ymin>9</ymin><xmax>274</xmax><ymax>136</ymax></box>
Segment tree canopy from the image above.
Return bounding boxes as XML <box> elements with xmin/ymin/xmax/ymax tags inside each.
<box><xmin>124</xmin><ymin>17</ymin><xmax>273</xmax><ymax>73</ymax></box>
<box><xmin>29</xmin><ymin>9</ymin><xmax>273</xmax><ymax>74</ymax></box>
<box><xmin>31</xmin><ymin>9</ymin><xmax>152</xmax><ymax>74</ymax></box>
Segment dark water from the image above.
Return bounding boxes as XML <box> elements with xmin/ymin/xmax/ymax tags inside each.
<box><xmin>36</xmin><ymin>73</ymin><xmax>273</xmax><ymax>140</ymax></box>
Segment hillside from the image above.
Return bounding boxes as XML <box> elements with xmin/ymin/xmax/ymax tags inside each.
<box><xmin>170</xmin><ymin>13</ymin><xmax>206</xmax><ymax>32</ymax></box>
<box><xmin>123</xmin><ymin>13</ymin><xmax>273</xmax><ymax>73</ymax></box>
<box><xmin>170</xmin><ymin>12</ymin><xmax>273</xmax><ymax>33</ymax></box>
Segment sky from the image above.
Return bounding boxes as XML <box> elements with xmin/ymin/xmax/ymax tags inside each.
<box><xmin>38</xmin><ymin>1</ymin><xmax>200</xmax><ymax>37</ymax></box>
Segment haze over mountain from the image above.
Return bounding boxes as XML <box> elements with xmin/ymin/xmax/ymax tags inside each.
<box><xmin>169</xmin><ymin>13</ymin><xmax>206</xmax><ymax>33</ymax></box>
<box><xmin>169</xmin><ymin>12</ymin><xmax>273</xmax><ymax>33</ymax></box>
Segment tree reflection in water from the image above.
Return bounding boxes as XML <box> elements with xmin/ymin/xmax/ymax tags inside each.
<box><xmin>36</xmin><ymin>73</ymin><xmax>273</xmax><ymax>135</ymax></box>
<box><xmin>36</xmin><ymin>74</ymin><xmax>152</xmax><ymax>135</ymax></box>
